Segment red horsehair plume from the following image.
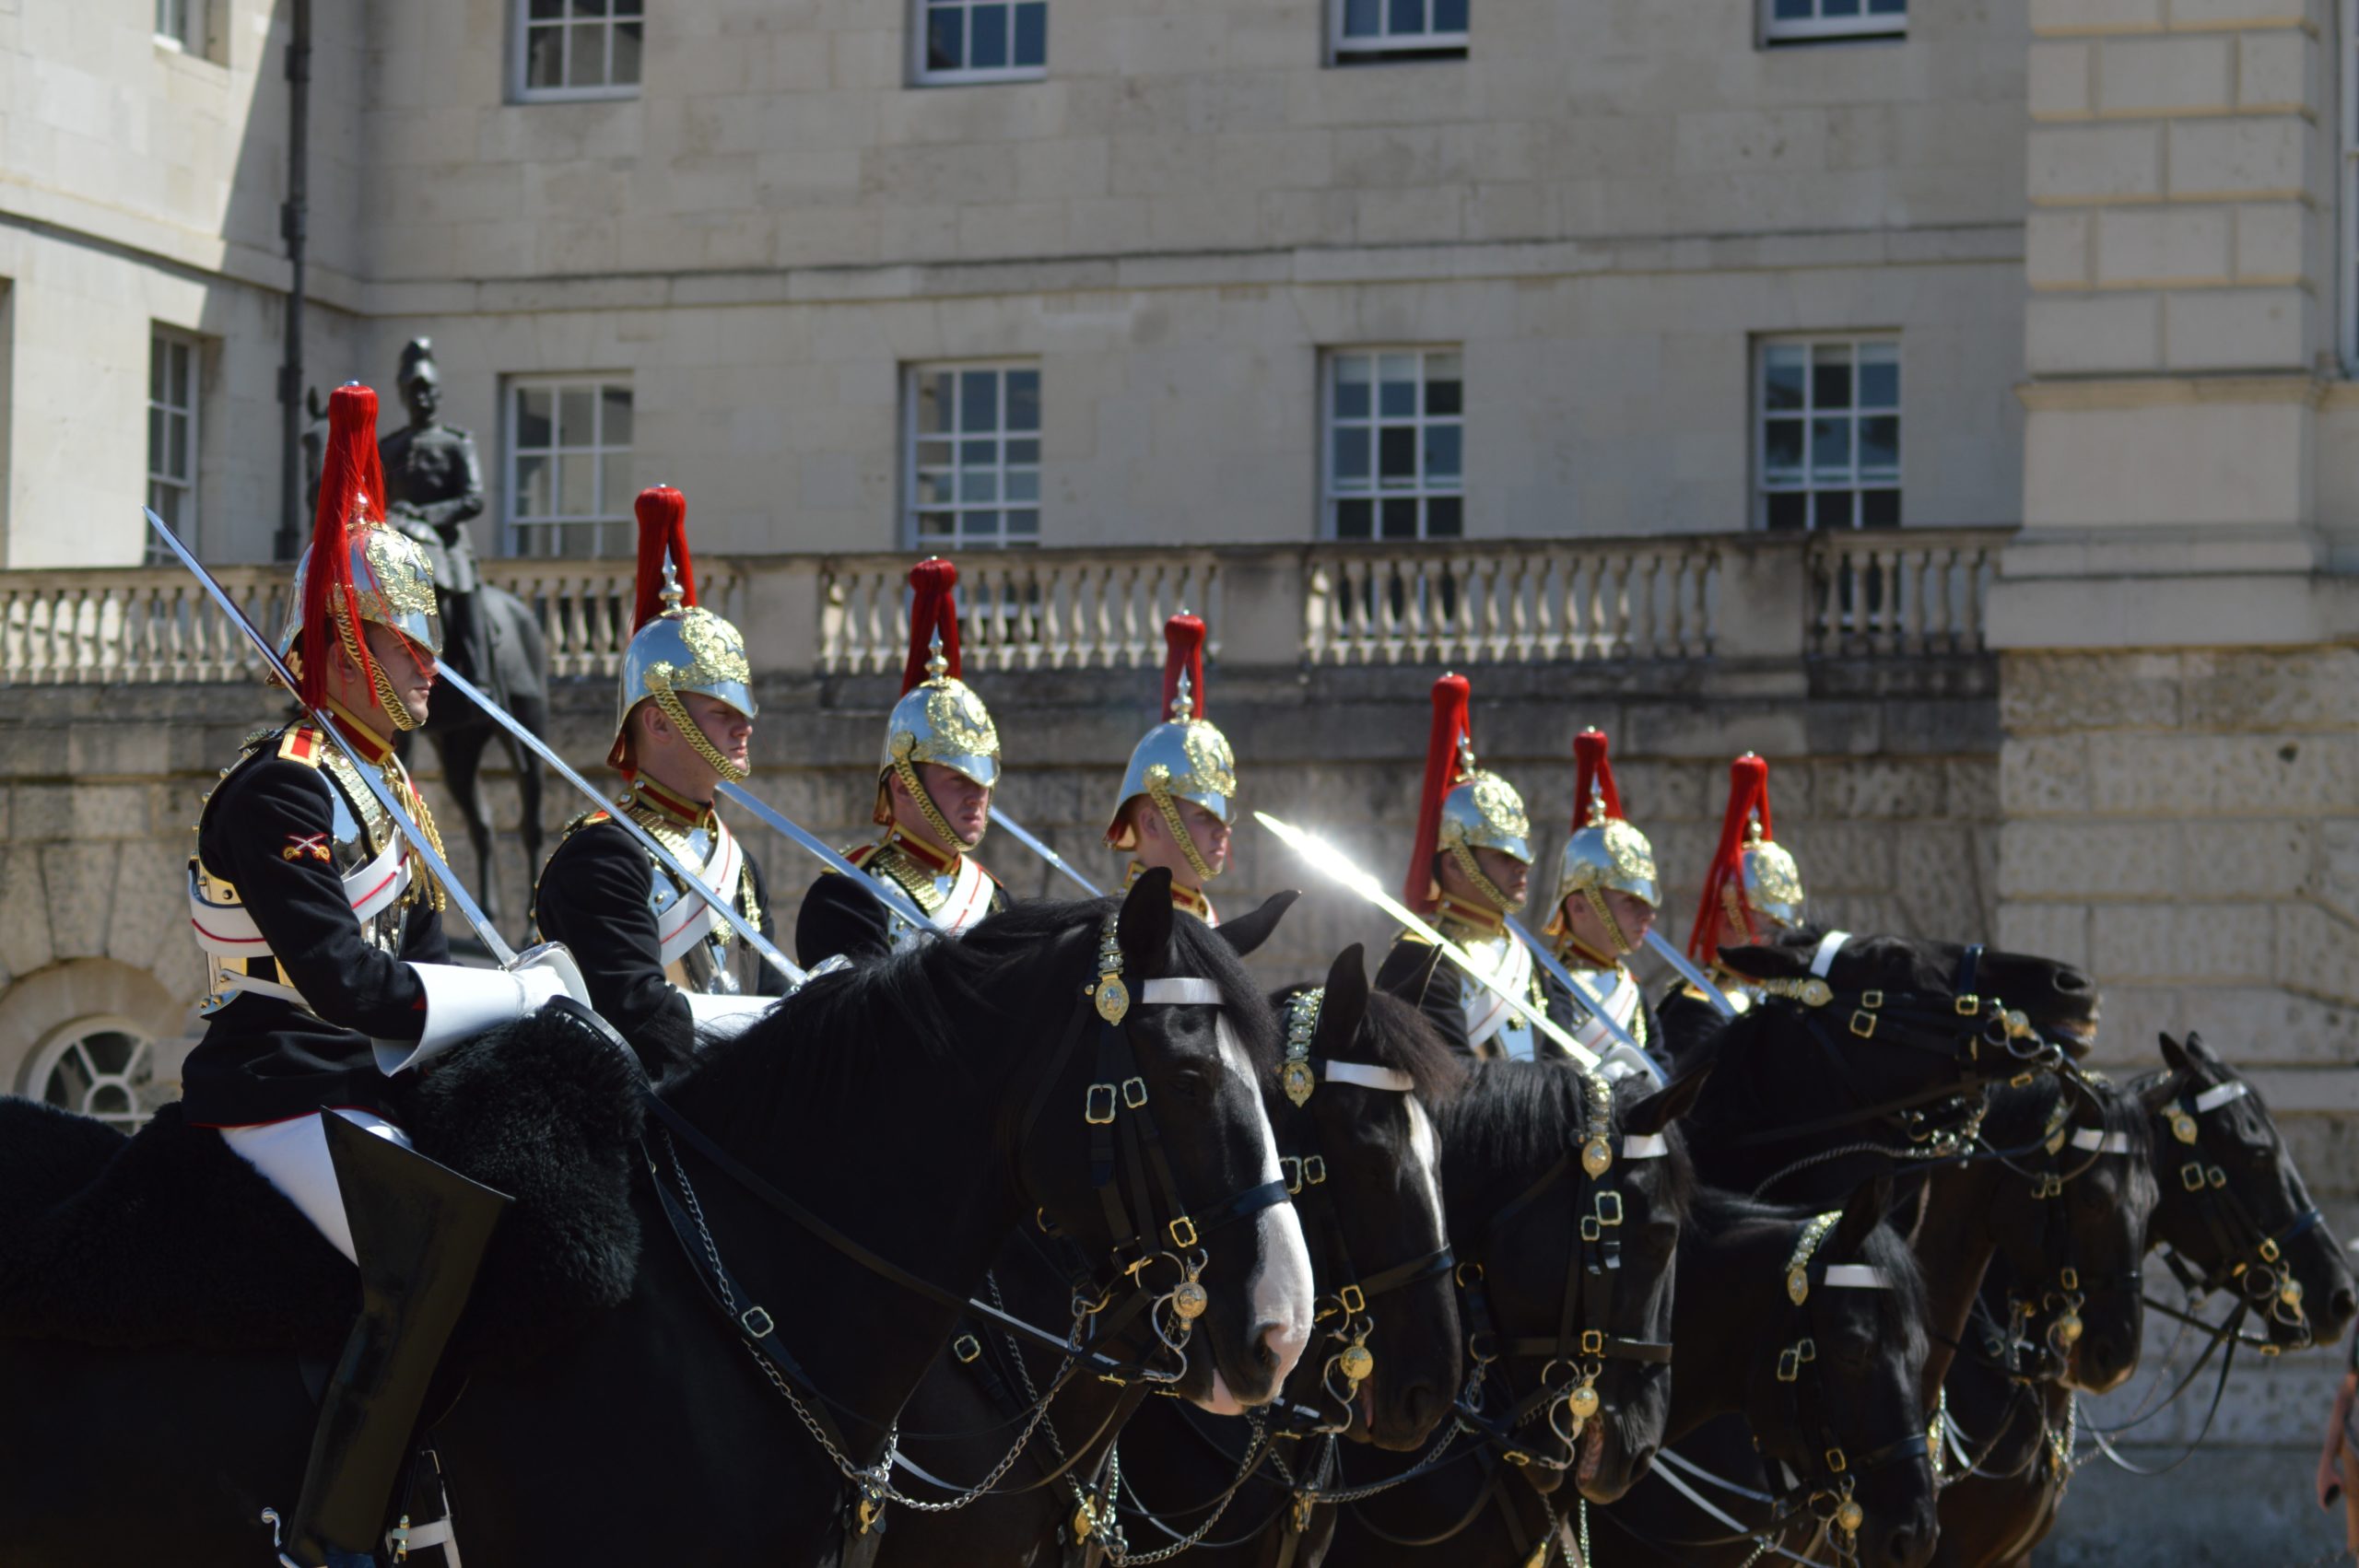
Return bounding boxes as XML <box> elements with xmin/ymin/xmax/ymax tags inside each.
<box><xmin>1402</xmin><ymin>673</ymin><xmax>1474</xmax><ymax>913</ymax></box>
<box><xmin>901</xmin><ymin>558</ymin><xmax>964</xmax><ymax>695</ymax></box>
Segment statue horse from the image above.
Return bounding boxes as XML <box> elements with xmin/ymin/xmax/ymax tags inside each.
<box><xmin>0</xmin><ymin>874</ymin><xmax>1315</xmax><ymax>1567</ymax></box>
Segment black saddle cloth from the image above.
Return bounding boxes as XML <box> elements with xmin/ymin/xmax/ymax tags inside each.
<box><xmin>0</xmin><ymin>1000</ymin><xmax>645</xmax><ymax>1363</ymax></box>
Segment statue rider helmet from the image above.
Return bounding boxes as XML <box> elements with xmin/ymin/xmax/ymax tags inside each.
<box><xmin>874</xmin><ymin>558</ymin><xmax>1002</xmax><ymax>848</ymax></box>
<box><xmin>1402</xmin><ymin>673</ymin><xmax>1533</xmax><ymax>917</ymax></box>
<box><xmin>1547</xmin><ymin>729</ymin><xmax>1661</xmax><ymax>957</ymax></box>
<box><xmin>1688</xmin><ymin>753</ymin><xmax>1807</xmax><ymax>965</ymax></box>
<box><xmin>277</xmin><ymin>382</ymin><xmax>441</xmax><ymax>731</ymax></box>
<box><xmin>1105</xmin><ymin>612</ymin><xmax>1238</xmax><ymax>884</ymax></box>
<box><xmin>607</xmin><ymin>486</ymin><xmax>757</xmax><ymax>779</ymax></box>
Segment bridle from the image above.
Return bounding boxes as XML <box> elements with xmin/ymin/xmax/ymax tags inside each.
<box><xmin>2150</xmin><ymin>1074</ymin><xmax>2322</xmax><ymax>1350</ymax></box>
<box><xmin>1451</xmin><ymin>1071</ymin><xmax>1675</xmax><ymax>1472</ymax></box>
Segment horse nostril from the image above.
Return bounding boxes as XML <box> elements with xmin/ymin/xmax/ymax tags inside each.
<box><xmin>1256</xmin><ymin>1319</ymin><xmax>1309</xmax><ymax>1383</ymax></box>
<box><xmin>2332</xmin><ymin>1287</ymin><xmax>2355</xmax><ymax>1322</ymax></box>
<box><xmin>1402</xmin><ymin>1380</ymin><xmax>1444</xmax><ymax>1432</ymax></box>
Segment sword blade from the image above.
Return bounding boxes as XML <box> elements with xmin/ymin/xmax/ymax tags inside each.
<box><xmin>717</xmin><ymin>780</ymin><xmax>942</xmax><ymax>936</ymax></box>
<box><xmin>1501</xmin><ymin>914</ymin><xmax>1646</xmax><ymax>1057</ymax></box>
<box><xmin>431</xmin><ymin>663</ymin><xmax>806</xmax><ymax>988</ymax></box>
<box><xmin>988</xmin><ymin>806</ymin><xmax>1103</xmax><ymax>897</ymax></box>
<box><xmin>142</xmin><ymin>508</ymin><xmax>521</xmax><ymax>967</ymax></box>
<box><xmin>1645</xmin><ymin>930</ymin><xmax>1738</xmax><ymax>1019</ymax></box>
<box><xmin>1252</xmin><ymin>812</ymin><xmax>1599</xmax><ymax>1071</ymax></box>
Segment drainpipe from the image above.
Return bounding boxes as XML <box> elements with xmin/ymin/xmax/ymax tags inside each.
<box><xmin>274</xmin><ymin>0</ymin><xmax>311</xmax><ymax>562</ymax></box>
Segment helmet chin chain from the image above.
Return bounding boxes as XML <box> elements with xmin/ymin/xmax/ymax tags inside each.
<box><xmin>892</xmin><ymin>752</ymin><xmax>982</xmax><ymax>856</ymax></box>
<box><xmin>335</xmin><ymin>614</ymin><xmax>421</xmax><ymax>734</ymax></box>
<box><xmin>1448</xmin><ymin>840</ymin><xmax>1521</xmax><ymax>916</ymax></box>
<box><xmin>1581</xmin><ymin>886</ymin><xmax>1633</xmax><ymax>956</ymax></box>
<box><xmin>651</xmin><ymin>681</ymin><xmax>750</xmax><ymax>785</ymax></box>
<box><xmin>1148</xmin><ymin>778</ymin><xmax>1218</xmax><ymax>885</ymax></box>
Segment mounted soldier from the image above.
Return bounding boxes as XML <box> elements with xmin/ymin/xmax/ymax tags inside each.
<box><xmin>1105</xmin><ymin>612</ymin><xmax>1238</xmax><ymax>925</ymax></box>
<box><xmin>183</xmin><ymin>383</ymin><xmax>581</xmax><ymax>1567</ymax></box>
<box><xmin>1372</xmin><ymin>673</ymin><xmax>1566</xmax><ymax>1060</ymax></box>
<box><xmin>795</xmin><ymin>556</ymin><xmax>1008</xmax><ymax>965</ymax></box>
<box><xmin>532</xmin><ymin>486</ymin><xmax>782</xmax><ymax>1072</ymax></box>
<box><xmin>1654</xmin><ymin>752</ymin><xmax>1810</xmax><ymax>1062</ymax></box>
<box><xmin>1541</xmin><ymin>727</ymin><xmax>1667</xmax><ymax>1082</ymax></box>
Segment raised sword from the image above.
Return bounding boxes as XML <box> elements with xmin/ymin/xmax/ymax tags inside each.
<box><xmin>1644</xmin><ymin>929</ymin><xmax>1740</xmax><ymax>1019</ymax></box>
<box><xmin>716</xmin><ymin>780</ymin><xmax>942</xmax><ymax>935</ymax></box>
<box><xmin>1500</xmin><ymin>913</ymin><xmax>1647</xmax><ymax>1058</ymax></box>
<box><xmin>988</xmin><ymin>805</ymin><xmax>1104</xmax><ymax>897</ymax></box>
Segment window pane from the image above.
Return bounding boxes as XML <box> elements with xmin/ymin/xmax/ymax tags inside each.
<box><xmin>514</xmin><ymin>454</ymin><xmax>548</xmax><ymax>517</ymax></box>
<box><xmin>928</xmin><ymin>7</ymin><xmax>965</xmax><ymax>70</ymax></box>
<box><xmin>1390</xmin><ymin>0</ymin><xmax>1426</xmax><ymax>34</ymax></box>
<box><xmin>612</xmin><ymin>20</ymin><xmax>641</xmax><ymax>84</ymax></box>
<box><xmin>959</xmin><ymin>370</ymin><xmax>1000</xmax><ymax>433</ymax></box>
<box><xmin>1380</xmin><ymin>497</ymin><xmax>1420</xmax><ymax>539</ymax></box>
<box><xmin>1332</xmin><ymin>357</ymin><xmax>1372</xmax><ymax>420</ymax></box>
<box><xmin>1004</xmin><ymin>438</ymin><xmax>1039</xmax><ymax>464</ymax></box>
<box><xmin>1014</xmin><ymin>2</ymin><xmax>1047</xmax><ymax>65</ymax></box>
<box><xmin>1378</xmin><ymin>355</ymin><xmax>1418</xmax><ymax>417</ymax></box>
<box><xmin>600</xmin><ymin>385</ymin><xmax>634</xmax><ymax>447</ymax></box>
<box><xmin>961</xmin><ymin>470</ymin><xmax>1000</xmax><ymax>503</ymax></box>
<box><xmin>1824</xmin><ymin>0</ymin><xmax>1861</xmax><ymax>14</ymax></box>
<box><xmin>600</xmin><ymin>451</ymin><xmax>629</xmax><ymax>511</ymax></box>
<box><xmin>1005</xmin><ymin>509</ymin><xmax>1040</xmax><ymax>536</ymax></box>
<box><xmin>1811</xmin><ymin>416</ymin><xmax>1850</xmax><ymax>476</ymax></box>
<box><xmin>559</xmin><ymin>388</ymin><xmax>595</xmax><ymax>448</ymax></box>
<box><xmin>1813</xmin><ymin>490</ymin><xmax>1854</xmax><ymax>530</ymax></box>
<box><xmin>1763</xmin><ymin>346</ymin><xmax>1806</xmax><ymax>411</ymax></box>
<box><xmin>147</xmin><ymin>407</ymin><xmax>165</xmax><ymax>470</ymax></box>
<box><xmin>1773</xmin><ymin>0</ymin><xmax>1812</xmax><ymax>14</ymax></box>
<box><xmin>1858</xmin><ymin>348</ymin><xmax>1899</xmax><ymax>409</ymax></box>
<box><xmin>1378</xmin><ymin>427</ymin><xmax>1417</xmax><ymax>486</ymax></box>
<box><xmin>515</xmin><ymin>389</ymin><xmax>552</xmax><ymax>451</ymax></box>
<box><xmin>566</xmin><ymin>22</ymin><xmax>605</xmax><ymax>87</ymax></box>
<box><xmin>569</xmin><ymin>0</ymin><xmax>607</xmax><ymax>18</ymax></box>
<box><xmin>170</xmin><ymin>342</ymin><xmax>192</xmax><ymax>400</ymax></box>
<box><xmin>1424</xmin><ymin>424</ymin><xmax>1461</xmax><ymax>481</ymax></box>
<box><xmin>1426</xmin><ymin>496</ymin><xmax>1463</xmax><ymax>537</ymax></box>
<box><xmin>1812</xmin><ymin>345</ymin><xmax>1852</xmax><ymax>411</ymax></box>
<box><xmin>1762</xmin><ymin>418</ymin><xmax>1803</xmax><ymax>477</ymax></box>
<box><xmin>1004</xmin><ymin>369</ymin><xmax>1040</xmax><ymax>431</ymax></box>
<box><xmin>149</xmin><ymin>341</ymin><xmax>167</xmax><ymax>402</ymax></box>
<box><xmin>530</xmin><ymin>0</ymin><xmax>563</xmax><ymax>18</ymax></box>
<box><xmin>1332</xmin><ymin>427</ymin><xmax>1370</xmax><ymax>485</ymax></box>
<box><xmin>1335</xmin><ymin>498</ymin><xmax>1373</xmax><ymax>538</ymax></box>
<box><xmin>527</xmin><ymin>24</ymin><xmax>565</xmax><ymax>88</ymax></box>
<box><xmin>1766</xmin><ymin>490</ymin><xmax>1807</xmax><ymax>531</ymax></box>
<box><xmin>970</xmin><ymin>3</ymin><xmax>1009</xmax><ymax>67</ymax></box>
<box><xmin>960</xmin><ymin>439</ymin><xmax>997</xmax><ymax>468</ymax></box>
<box><xmin>915</xmin><ymin>373</ymin><xmax>951</xmax><ymax>436</ymax></box>
<box><xmin>918</xmin><ymin>471</ymin><xmax>957</xmax><ymax>506</ymax></box>
<box><xmin>615</xmin><ymin>0</ymin><xmax>641</xmax><ymax>12</ymax></box>
<box><xmin>1005</xmin><ymin>469</ymin><xmax>1039</xmax><ymax>502</ymax></box>
<box><xmin>917</xmin><ymin>510</ymin><xmax>956</xmax><ymax>539</ymax></box>
<box><xmin>959</xmin><ymin>511</ymin><xmax>1000</xmax><ymax>540</ymax></box>
<box><xmin>1344</xmin><ymin>0</ymin><xmax>1382</xmax><ymax>36</ymax></box>
<box><xmin>1425</xmin><ymin>354</ymin><xmax>1461</xmax><ymax>415</ymax></box>
<box><xmin>1867</xmin><ymin>0</ymin><xmax>1906</xmax><ymax>13</ymax></box>
<box><xmin>1859</xmin><ymin>415</ymin><xmax>1899</xmax><ymax>476</ymax></box>
<box><xmin>1860</xmin><ymin>489</ymin><xmax>1900</xmax><ymax>527</ymax></box>
<box><xmin>170</xmin><ymin>412</ymin><xmax>189</xmax><ymax>476</ymax></box>
<box><xmin>559</xmin><ymin>454</ymin><xmax>593</xmax><ymax>515</ymax></box>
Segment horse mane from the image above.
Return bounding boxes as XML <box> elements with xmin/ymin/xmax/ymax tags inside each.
<box><xmin>672</xmin><ymin>895</ymin><xmax>1281</xmax><ymax>1132</ymax></box>
<box><xmin>1732</xmin><ymin>925</ymin><xmax>1958</xmax><ymax>994</ymax></box>
<box><xmin>1433</xmin><ymin>1060</ymin><xmax>1695</xmax><ymax>1221</ymax></box>
<box><xmin>1269</xmin><ymin>984</ymin><xmax>1465</xmax><ymax>1105</ymax></box>
<box><xmin>1690</xmin><ymin>1186</ymin><xmax>1931</xmax><ymax>1367</ymax></box>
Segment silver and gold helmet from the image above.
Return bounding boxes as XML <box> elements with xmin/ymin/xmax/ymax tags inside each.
<box><xmin>282</xmin><ymin>383</ymin><xmax>441</xmax><ymax>731</ymax></box>
<box><xmin>1688</xmin><ymin>753</ymin><xmax>1806</xmax><ymax>964</ymax></box>
<box><xmin>1553</xmin><ymin>728</ymin><xmax>1660</xmax><ymax>921</ymax></box>
<box><xmin>606</xmin><ymin>486</ymin><xmax>756</xmax><ymax>781</ymax></box>
<box><xmin>1402</xmin><ymin>673</ymin><xmax>1533</xmax><ymax>914</ymax></box>
<box><xmin>1106</xmin><ymin>613</ymin><xmax>1238</xmax><ymax>880</ymax></box>
<box><xmin>874</xmin><ymin>558</ymin><xmax>1001</xmax><ymax>845</ymax></box>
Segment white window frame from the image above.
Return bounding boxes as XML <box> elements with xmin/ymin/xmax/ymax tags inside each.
<box><xmin>153</xmin><ymin>0</ymin><xmax>206</xmax><ymax>53</ymax></box>
<box><xmin>1330</xmin><ymin>0</ymin><xmax>1470</xmax><ymax>62</ymax></box>
<box><xmin>1760</xmin><ymin>0</ymin><xmax>1906</xmax><ymax>45</ymax></box>
<box><xmin>1754</xmin><ymin>334</ymin><xmax>1902</xmax><ymax>531</ymax></box>
<box><xmin>503</xmin><ymin>375</ymin><xmax>635</xmax><ymax>558</ymax></box>
<box><xmin>511</xmin><ymin>0</ymin><xmax>643</xmax><ymax>103</ymax></box>
<box><xmin>1321</xmin><ymin>347</ymin><xmax>1465</xmax><ymax>541</ymax></box>
<box><xmin>26</xmin><ymin>1018</ymin><xmax>164</xmax><ymax>1134</ymax></box>
<box><xmin>147</xmin><ymin>328</ymin><xmax>200</xmax><ymax>564</ymax></box>
<box><xmin>911</xmin><ymin>0</ymin><xmax>1050</xmax><ymax>86</ymax></box>
<box><xmin>2343</xmin><ymin>0</ymin><xmax>2357</xmax><ymax>369</ymax></box>
<box><xmin>902</xmin><ymin>362</ymin><xmax>1043</xmax><ymax>550</ymax></box>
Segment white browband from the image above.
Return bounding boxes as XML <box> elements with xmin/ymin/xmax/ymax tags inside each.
<box><xmin>1821</xmin><ymin>1265</ymin><xmax>1894</xmax><ymax>1291</ymax></box>
<box><xmin>2193</xmin><ymin>1082</ymin><xmax>2249</xmax><ymax>1114</ymax></box>
<box><xmin>1622</xmin><ymin>1133</ymin><xmax>1672</xmax><ymax>1161</ymax></box>
<box><xmin>1316</xmin><ymin>1060</ymin><xmax>1417</xmax><ymax>1094</ymax></box>
<box><xmin>1809</xmin><ymin>930</ymin><xmax>1851</xmax><ymax>979</ymax></box>
<box><xmin>1141</xmin><ymin>977</ymin><xmax>1224</xmax><ymax>1006</ymax></box>
<box><xmin>2070</xmin><ymin>1128</ymin><xmax>2133</xmax><ymax>1154</ymax></box>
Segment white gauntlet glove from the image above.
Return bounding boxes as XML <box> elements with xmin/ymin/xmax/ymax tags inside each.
<box><xmin>375</xmin><ymin>943</ymin><xmax>589</xmax><ymax>1074</ymax></box>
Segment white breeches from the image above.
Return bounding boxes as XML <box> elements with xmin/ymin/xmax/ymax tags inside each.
<box><xmin>219</xmin><ymin>1109</ymin><xmax>412</xmax><ymax>1267</ymax></box>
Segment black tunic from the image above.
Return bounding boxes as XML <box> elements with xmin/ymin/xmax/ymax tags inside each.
<box><xmin>792</xmin><ymin>840</ymin><xmax>1008</xmax><ymax>968</ymax></box>
<box><xmin>180</xmin><ymin>750</ymin><xmax>443</xmax><ymax>1128</ymax></box>
<box><xmin>1372</xmin><ymin>930</ymin><xmax>1664</xmax><ymax>1070</ymax></box>
<box><xmin>532</xmin><ymin>819</ymin><xmax>782</xmax><ymax>1076</ymax></box>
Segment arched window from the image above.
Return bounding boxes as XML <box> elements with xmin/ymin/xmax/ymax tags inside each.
<box><xmin>27</xmin><ymin>1021</ymin><xmax>163</xmax><ymax>1133</ymax></box>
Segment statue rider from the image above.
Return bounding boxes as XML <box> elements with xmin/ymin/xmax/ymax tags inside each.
<box><xmin>378</xmin><ymin>339</ymin><xmax>492</xmax><ymax>698</ymax></box>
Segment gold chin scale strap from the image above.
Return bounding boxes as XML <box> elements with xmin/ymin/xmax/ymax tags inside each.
<box><xmin>1147</xmin><ymin>767</ymin><xmax>1217</xmax><ymax>885</ymax></box>
<box><xmin>1581</xmin><ymin>886</ymin><xmax>1632</xmax><ymax>956</ymax></box>
<box><xmin>1447</xmin><ymin>839</ymin><xmax>1520</xmax><ymax>917</ymax></box>
<box><xmin>890</xmin><ymin>749</ymin><xmax>982</xmax><ymax>856</ymax></box>
<box><xmin>651</xmin><ymin>681</ymin><xmax>749</xmax><ymax>785</ymax></box>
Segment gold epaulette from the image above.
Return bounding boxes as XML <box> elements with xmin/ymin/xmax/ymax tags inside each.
<box><xmin>557</xmin><ymin>807</ymin><xmax>616</xmax><ymax>839</ymax></box>
<box><xmin>275</xmin><ymin>723</ymin><xmax>329</xmax><ymax>767</ymax></box>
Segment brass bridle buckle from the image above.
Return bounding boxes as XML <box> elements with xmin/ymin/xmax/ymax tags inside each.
<box><xmin>1085</xmin><ymin>1083</ymin><xmax>1119</xmax><ymax>1125</ymax></box>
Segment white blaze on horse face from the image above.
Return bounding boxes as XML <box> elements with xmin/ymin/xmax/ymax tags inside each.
<box><xmin>1217</xmin><ymin>1015</ymin><xmax>1314</xmax><ymax>1388</ymax></box>
<box><xmin>1403</xmin><ymin>1096</ymin><xmax>1446</xmax><ymax>1236</ymax></box>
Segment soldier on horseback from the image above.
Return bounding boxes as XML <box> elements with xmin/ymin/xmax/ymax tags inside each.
<box><xmin>795</xmin><ymin>557</ymin><xmax>1009</xmax><ymax>964</ymax></box>
<box><xmin>1684</xmin><ymin>752</ymin><xmax>1809</xmax><ymax>1011</ymax></box>
<box><xmin>1104</xmin><ymin>611</ymin><xmax>1238</xmax><ymax>925</ymax></box>
<box><xmin>1539</xmin><ymin>727</ymin><xmax>1666</xmax><ymax>1078</ymax></box>
<box><xmin>184</xmin><ymin>384</ymin><xmax>581</xmax><ymax>1567</ymax></box>
<box><xmin>531</xmin><ymin>486</ymin><xmax>782</xmax><ymax>1072</ymax></box>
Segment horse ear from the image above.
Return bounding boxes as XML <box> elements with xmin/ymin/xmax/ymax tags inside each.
<box><xmin>1118</xmin><ymin>867</ymin><xmax>1176</xmax><ymax>976</ymax></box>
<box><xmin>1217</xmin><ymin>889</ymin><xmax>1300</xmax><ymax>958</ymax></box>
<box><xmin>1625</xmin><ymin>1064</ymin><xmax>1712</xmax><ymax>1136</ymax></box>
<box><xmin>2157</xmin><ymin>1032</ymin><xmax>2194</xmax><ymax>1079</ymax></box>
<box><xmin>2139</xmin><ymin>1071</ymin><xmax>2182</xmax><ymax>1113</ymax></box>
<box><xmin>1833</xmin><ymin>1175</ymin><xmax>1894</xmax><ymax>1259</ymax></box>
<box><xmin>1316</xmin><ymin>944</ymin><xmax>1370</xmax><ymax>1057</ymax></box>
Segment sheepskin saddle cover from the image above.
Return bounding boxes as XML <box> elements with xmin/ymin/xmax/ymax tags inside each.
<box><xmin>0</xmin><ymin>1000</ymin><xmax>644</xmax><ymax>1362</ymax></box>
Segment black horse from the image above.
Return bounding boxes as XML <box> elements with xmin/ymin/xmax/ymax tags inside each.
<box><xmin>1590</xmin><ymin>1182</ymin><xmax>1939</xmax><ymax>1568</ymax></box>
<box><xmin>1309</xmin><ymin>1059</ymin><xmax>1705</xmax><ymax>1566</ymax></box>
<box><xmin>1057</xmin><ymin>965</ymin><xmax>1469</xmax><ymax>1568</ymax></box>
<box><xmin>402</xmin><ymin>580</ymin><xmax>549</xmax><ymax>930</ymax></box>
<box><xmin>1926</xmin><ymin>1033</ymin><xmax>2357</xmax><ymax>1568</ymax></box>
<box><xmin>874</xmin><ymin>944</ymin><xmax>1466</xmax><ymax>1568</ymax></box>
<box><xmin>0</xmin><ymin>874</ymin><xmax>1315</xmax><ymax>1566</ymax></box>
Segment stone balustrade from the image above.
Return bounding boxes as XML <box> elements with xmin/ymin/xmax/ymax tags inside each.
<box><xmin>0</xmin><ymin>530</ymin><xmax>2012</xmax><ymax>686</ymax></box>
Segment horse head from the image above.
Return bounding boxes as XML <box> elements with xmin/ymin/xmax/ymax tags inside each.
<box><xmin>991</xmin><ymin>870</ymin><xmax>1316</xmax><ymax>1413</ymax></box>
<box><xmin>1265</xmin><ymin>947</ymin><xmax>1466</xmax><ymax>1452</ymax></box>
<box><xmin>2139</xmin><ymin>1031</ymin><xmax>2355</xmax><ymax>1352</ymax></box>
<box><xmin>1735</xmin><ymin>1179</ymin><xmax>1938</xmax><ymax>1568</ymax></box>
<box><xmin>1435</xmin><ymin>1061</ymin><xmax>1704</xmax><ymax>1504</ymax></box>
